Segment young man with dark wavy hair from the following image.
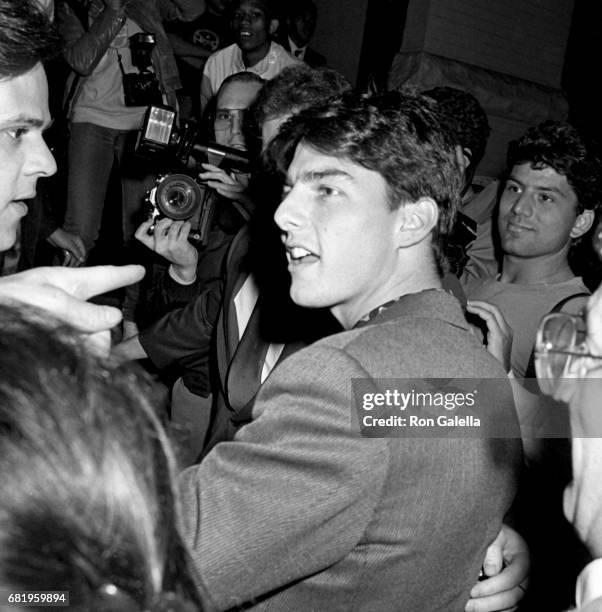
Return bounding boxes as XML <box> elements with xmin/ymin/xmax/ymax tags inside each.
<box><xmin>178</xmin><ymin>90</ymin><xmax>521</xmax><ymax>611</ymax></box>
<box><xmin>466</xmin><ymin>121</ymin><xmax>601</xmax><ymax>379</ymax></box>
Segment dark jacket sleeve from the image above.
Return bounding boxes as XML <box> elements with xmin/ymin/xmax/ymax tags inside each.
<box><xmin>156</xmin><ymin>0</ymin><xmax>205</xmax><ymax>22</ymax></box>
<box><xmin>56</xmin><ymin>1</ymin><xmax>126</xmax><ymax>76</ymax></box>
<box><xmin>139</xmin><ymin>280</ymin><xmax>223</xmax><ymax>370</ymax></box>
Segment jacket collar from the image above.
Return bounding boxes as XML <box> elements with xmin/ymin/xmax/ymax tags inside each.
<box><xmin>357</xmin><ymin>288</ymin><xmax>470</xmax><ymax>333</ymax></box>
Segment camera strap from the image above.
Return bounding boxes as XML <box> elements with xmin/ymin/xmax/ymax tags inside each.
<box><xmin>116</xmin><ymin>49</ymin><xmax>128</xmax><ymax>76</ymax></box>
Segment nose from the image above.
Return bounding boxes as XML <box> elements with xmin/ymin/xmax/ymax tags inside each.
<box><xmin>227</xmin><ymin>112</ymin><xmax>246</xmax><ymax>147</ymax></box>
<box><xmin>26</xmin><ymin>136</ymin><xmax>57</xmax><ymax>179</ymax></box>
<box><xmin>510</xmin><ymin>190</ymin><xmax>533</xmax><ymax>217</ymax></box>
<box><xmin>274</xmin><ymin>185</ymin><xmax>303</xmax><ymax>232</ymax></box>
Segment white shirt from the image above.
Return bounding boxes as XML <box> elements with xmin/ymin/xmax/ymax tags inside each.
<box><xmin>576</xmin><ymin>558</ymin><xmax>602</xmax><ymax>609</ymax></box>
<box><xmin>233</xmin><ymin>274</ymin><xmax>285</xmax><ymax>383</ymax></box>
<box><xmin>288</xmin><ymin>36</ymin><xmax>306</xmax><ymax>61</ymax></box>
<box><xmin>200</xmin><ymin>41</ymin><xmax>300</xmax><ymax>112</ymax></box>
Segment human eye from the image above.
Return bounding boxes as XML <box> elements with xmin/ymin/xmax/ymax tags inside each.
<box><xmin>317</xmin><ymin>184</ymin><xmax>340</xmax><ymax>198</ymax></box>
<box><xmin>281</xmin><ymin>184</ymin><xmax>292</xmax><ymax>197</ymax></box>
<box><xmin>537</xmin><ymin>193</ymin><xmax>554</xmax><ymax>204</ymax></box>
<box><xmin>505</xmin><ymin>181</ymin><xmax>521</xmax><ymax>194</ymax></box>
<box><xmin>215</xmin><ymin>110</ymin><xmax>231</xmax><ymax>122</ymax></box>
<box><xmin>3</xmin><ymin>127</ymin><xmax>29</xmax><ymax>141</ymax></box>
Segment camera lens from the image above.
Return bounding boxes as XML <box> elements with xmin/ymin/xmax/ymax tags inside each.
<box><xmin>155</xmin><ymin>174</ymin><xmax>202</xmax><ymax>219</ymax></box>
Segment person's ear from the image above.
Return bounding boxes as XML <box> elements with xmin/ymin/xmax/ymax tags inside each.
<box><xmin>394</xmin><ymin>198</ymin><xmax>439</xmax><ymax>248</ymax></box>
<box><xmin>455</xmin><ymin>145</ymin><xmax>472</xmax><ymax>174</ymax></box>
<box><xmin>269</xmin><ymin>18</ymin><xmax>279</xmax><ymax>36</ymax></box>
<box><xmin>570</xmin><ymin>209</ymin><xmax>595</xmax><ymax>239</ymax></box>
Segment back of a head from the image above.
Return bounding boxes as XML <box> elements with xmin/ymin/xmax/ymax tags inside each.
<box><xmin>0</xmin><ymin>306</ymin><xmax>201</xmax><ymax>611</ymax></box>
<box><xmin>268</xmin><ymin>89</ymin><xmax>462</xmax><ymax>266</ymax></box>
<box><xmin>0</xmin><ymin>0</ymin><xmax>59</xmax><ymax>79</ymax></box>
<box><xmin>254</xmin><ymin>64</ymin><xmax>351</xmax><ymax>126</ymax></box>
<box><xmin>507</xmin><ymin>120</ymin><xmax>602</xmax><ymax>215</ymax></box>
<box><xmin>423</xmin><ymin>86</ymin><xmax>490</xmax><ymax>173</ymax></box>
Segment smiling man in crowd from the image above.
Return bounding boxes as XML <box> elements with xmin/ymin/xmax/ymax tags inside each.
<box><xmin>200</xmin><ymin>0</ymin><xmax>299</xmax><ymax>113</ymax></box>
<box><xmin>178</xmin><ymin>90</ymin><xmax>521</xmax><ymax>611</ymax></box>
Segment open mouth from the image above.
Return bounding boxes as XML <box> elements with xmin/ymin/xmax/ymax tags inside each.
<box><xmin>286</xmin><ymin>246</ymin><xmax>319</xmax><ymax>265</ymax></box>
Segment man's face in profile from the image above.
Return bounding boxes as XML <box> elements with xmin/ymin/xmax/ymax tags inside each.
<box><xmin>274</xmin><ymin>142</ymin><xmax>402</xmax><ymax>328</ymax></box>
<box><xmin>0</xmin><ymin>62</ymin><xmax>56</xmax><ymax>251</ymax></box>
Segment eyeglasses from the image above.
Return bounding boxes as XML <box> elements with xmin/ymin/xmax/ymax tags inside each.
<box><xmin>213</xmin><ymin>108</ymin><xmax>247</xmax><ymax>132</ymax></box>
<box><xmin>534</xmin><ymin>312</ymin><xmax>602</xmax><ymax>395</ymax></box>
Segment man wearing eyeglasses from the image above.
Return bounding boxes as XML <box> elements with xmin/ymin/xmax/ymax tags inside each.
<box><xmin>123</xmin><ymin>70</ymin><xmax>263</xmax><ymax>447</ymax></box>
<box><xmin>534</xmin><ymin>284</ymin><xmax>602</xmax><ymax>611</ymax></box>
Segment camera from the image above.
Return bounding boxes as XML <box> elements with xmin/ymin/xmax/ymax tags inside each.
<box><xmin>136</xmin><ymin>105</ymin><xmax>252</xmax><ymax>248</ymax></box>
<box><xmin>122</xmin><ymin>33</ymin><xmax>162</xmax><ymax>107</ymax></box>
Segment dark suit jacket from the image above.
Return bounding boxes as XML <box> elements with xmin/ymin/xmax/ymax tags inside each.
<box><xmin>140</xmin><ymin>225</ymin><xmax>339</xmax><ymax>455</ymax></box>
<box><xmin>280</xmin><ymin>37</ymin><xmax>327</xmax><ymax>67</ymax></box>
<box><xmin>179</xmin><ymin>289</ymin><xmax>522</xmax><ymax>611</ymax></box>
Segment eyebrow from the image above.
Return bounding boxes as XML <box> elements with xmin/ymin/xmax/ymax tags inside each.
<box><xmin>507</xmin><ymin>175</ymin><xmax>567</xmax><ymax>196</ymax></box>
<box><xmin>290</xmin><ymin>168</ymin><xmax>354</xmax><ymax>183</ymax></box>
<box><xmin>0</xmin><ymin>115</ymin><xmax>47</xmax><ymax>130</ymax></box>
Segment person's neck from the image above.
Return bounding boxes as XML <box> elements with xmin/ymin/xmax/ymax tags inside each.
<box><xmin>242</xmin><ymin>42</ymin><xmax>271</xmax><ymax>68</ymax></box>
<box><xmin>334</xmin><ymin>252</ymin><xmax>442</xmax><ymax>330</ymax></box>
<box><xmin>500</xmin><ymin>251</ymin><xmax>574</xmax><ymax>285</ymax></box>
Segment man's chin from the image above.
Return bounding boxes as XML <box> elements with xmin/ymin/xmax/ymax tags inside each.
<box><xmin>290</xmin><ymin>287</ymin><xmax>328</xmax><ymax>310</ymax></box>
<box><xmin>0</xmin><ymin>228</ymin><xmax>18</xmax><ymax>253</ymax></box>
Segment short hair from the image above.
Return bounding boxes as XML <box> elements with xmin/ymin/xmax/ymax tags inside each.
<box><xmin>0</xmin><ymin>0</ymin><xmax>60</xmax><ymax>80</ymax></box>
<box><xmin>423</xmin><ymin>86</ymin><xmax>490</xmax><ymax>172</ymax></box>
<box><xmin>268</xmin><ymin>89</ymin><xmax>462</xmax><ymax>267</ymax></box>
<box><xmin>285</xmin><ymin>0</ymin><xmax>317</xmax><ymax>20</ymax></box>
<box><xmin>218</xmin><ymin>70</ymin><xmax>265</xmax><ymax>99</ymax></box>
<box><xmin>0</xmin><ymin>306</ymin><xmax>201</xmax><ymax>611</ymax></box>
<box><xmin>254</xmin><ymin>64</ymin><xmax>351</xmax><ymax>125</ymax></box>
<box><xmin>506</xmin><ymin>120</ymin><xmax>602</xmax><ymax>215</ymax></box>
<box><xmin>229</xmin><ymin>0</ymin><xmax>277</xmax><ymax>21</ymax></box>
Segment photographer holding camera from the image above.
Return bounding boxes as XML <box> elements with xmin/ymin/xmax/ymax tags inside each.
<box><xmin>132</xmin><ymin>71</ymin><xmax>264</xmax><ymax>324</ymax></box>
<box><xmin>55</xmin><ymin>0</ymin><xmax>205</xmax><ymax>259</ymax></box>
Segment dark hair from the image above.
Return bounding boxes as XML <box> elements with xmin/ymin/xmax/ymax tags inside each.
<box><xmin>423</xmin><ymin>86</ymin><xmax>490</xmax><ymax>175</ymax></box>
<box><xmin>268</xmin><ymin>89</ymin><xmax>462</xmax><ymax>267</ymax></box>
<box><xmin>254</xmin><ymin>64</ymin><xmax>351</xmax><ymax>125</ymax></box>
<box><xmin>0</xmin><ymin>306</ymin><xmax>202</xmax><ymax>611</ymax></box>
<box><xmin>229</xmin><ymin>0</ymin><xmax>278</xmax><ymax>21</ymax></box>
<box><xmin>285</xmin><ymin>0</ymin><xmax>317</xmax><ymax>20</ymax></box>
<box><xmin>0</xmin><ymin>0</ymin><xmax>60</xmax><ymax>79</ymax></box>
<box><xmin>506</xmin><ymin>120</ymin><xmax>602</xmax><ymax>214</ymax></box>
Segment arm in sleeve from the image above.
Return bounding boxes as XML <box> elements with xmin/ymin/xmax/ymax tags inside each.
<box><xmin>178</xmin><ymin>344</ymin><xmax>390</xmax><ymax>610</ymax></box>
<box><xmin>138</xmin><ymin>280</ymin><xmax>222</xmax><ymax>370</ymax></box>
<box><xmin>157</xmin><ymin>0</ymin><xmax>205</xmax><ymax>22</ymax></box>
<box><xmin>56</xmin><ymin>1</ymin><xmax>126</xmax><ymax>75</ymax></box>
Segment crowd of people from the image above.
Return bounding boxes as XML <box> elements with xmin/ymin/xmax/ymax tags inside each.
<box><xmin>1</xmin><ymin>0</ymin><xmax>602</xmax><ymax>611</ymax></box>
